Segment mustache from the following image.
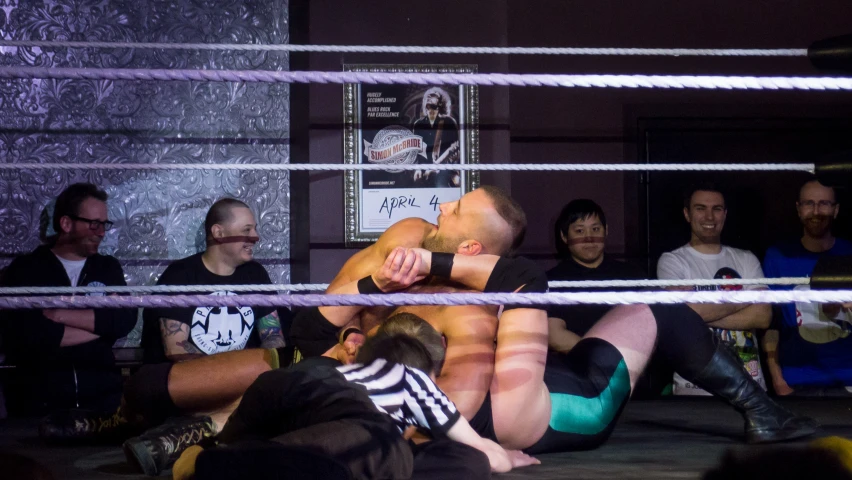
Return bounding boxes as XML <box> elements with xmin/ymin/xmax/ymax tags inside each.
<box><xmin>566</xmin><ymin>236</ymin><xmax>606</xmax><ymax>245</ymax></box>
<box><xmin>211</xmin><ymin>235</ymin><xmax>260</xmax><ymax>245</ymax></box>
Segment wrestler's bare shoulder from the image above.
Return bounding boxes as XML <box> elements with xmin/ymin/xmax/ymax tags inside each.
<box><xmin>376</xmin><ymin>217</ymin><xmax>435</xmax><ymax>251</ymax></box>
<box><xmin>394</xmin><ymin>282</ymin><xmax>499</xmax><ymax>334</ymax></box>
<box><xmin>404</xmin><ymin>282</ymin><xmax>470</xmax><ymax>295</ymax></box>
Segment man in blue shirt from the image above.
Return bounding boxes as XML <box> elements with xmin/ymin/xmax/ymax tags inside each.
<box><xmin>763</xmin><ymin>178</ymin><xmax>852</xmax><ymax>396</ymax></box>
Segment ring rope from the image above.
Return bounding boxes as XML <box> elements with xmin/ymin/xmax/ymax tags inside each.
<box><xmin>0</xmin><ymin>277</ymin><xmax>811</xmax><ymax>296</ymax></box>
<box><xmin>0</xmin><ymin>67</ymin><xmax>850</xmax><ymax>92</ymax></box>
<box><xmin>0</xmin><ymin>163</ymin><xmax>817</xmax><ymax>173</ymax></box>
<box><xmin>0</xmin><ymin>290</ymin><xmax>850</xmax><ymax>310</ymax></box>
<box><xmin>0</xmin><ymin>41</ymin><xmax>809</xmax><ymax>57</ymax></box>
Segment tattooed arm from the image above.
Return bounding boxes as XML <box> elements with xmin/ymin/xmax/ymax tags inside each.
<box><xmin>160</xmin><ymin>318</ymin><xmax>204</xmax><ymax>363</ymax></box>
<box><xmin>257</xmin><ymin>310</ymin><xmax>286</xmax><ymax>349</ymax></box>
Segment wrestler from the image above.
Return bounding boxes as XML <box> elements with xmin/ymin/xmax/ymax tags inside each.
<box><xmin>314</xmin><ymin>186</ymin><xmax>817</xmax><ymax>451</ymax></box>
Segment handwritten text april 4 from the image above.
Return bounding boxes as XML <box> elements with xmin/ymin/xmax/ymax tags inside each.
<box><xmin>378</xmin><ymin>195</ymin><xmax>441</xmax><ymax>219</ymax></box>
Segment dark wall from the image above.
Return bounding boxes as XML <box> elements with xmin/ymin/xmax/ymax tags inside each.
<box><xmin>643</xmin><ymin>119</ymin><xmax>852</xmax><ymax>275</ymax></box>
<box><xmin>306</xmin><ymin>0</ymin><xmax>511</xmax><ymax>280</ymax></box>
<box><xmin>304</xmin><ymin>0</ymin><xmax>852</xmax><ymax>281</ymax></box>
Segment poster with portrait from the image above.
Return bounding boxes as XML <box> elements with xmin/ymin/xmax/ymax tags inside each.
<box><xmin>343</xmin><ymin>64</ymin><xmax>479</xmax><ymax>245</ymax></box>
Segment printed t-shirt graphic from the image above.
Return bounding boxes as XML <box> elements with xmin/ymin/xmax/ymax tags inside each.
<box><xmin>190</xmin><ymin>291</ymin><xmax>256</xmax><ymax>354</ymax></box>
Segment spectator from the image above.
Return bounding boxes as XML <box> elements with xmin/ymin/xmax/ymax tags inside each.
<box><xmin>142</xmin><ymin>197</ymin><xmax>288</xmax><ymax>364</ymax></box>
<box><xmin>0</xmin><ymin>183</ymin><xmax>136</xmax><ymax>414</ymax></box>
<box><xmin>40</xmin><ymin>198</ymin><xmax>292</xmax><ymax>476</ymax></box>
<box><xmin>763</xmin><ymin>178</ymin><xmax>852</xmax><ymax>396</ymax></box>
<box><xmin>119</xmin><ymin>198</ymin><xmax>291</xmax><ymax>474</ymax></box>
<box><xmin>657</xmin><ymin>183</ymin><xmax>769</xmax><ymax>395</ymax></box>
<box><xmin>546</xmin><ymin>199</ymin><xmax>644</xmax><ymax>353</ymax></box>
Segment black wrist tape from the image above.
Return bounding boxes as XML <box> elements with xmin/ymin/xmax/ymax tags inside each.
<box><xmin>430</xmin><ymin>252</ymin><xmax>455</xmax><ymax>278</ymax></box>
<box><xmin>357</xmin><ymin>275</ymin><xmax>384</xmax><ymax>294</ymax></box>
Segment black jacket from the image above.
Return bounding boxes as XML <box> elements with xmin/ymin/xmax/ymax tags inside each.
<box><xmin>0</xmin><ymin>245</ymin><xmax>136</xmax><ymax>369</ymax></box>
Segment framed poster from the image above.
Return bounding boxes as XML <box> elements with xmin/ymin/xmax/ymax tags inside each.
<box><xmin>343</xmin><ymin>64</ymin><xmax>479</xmax><ymax>245</ymax></box>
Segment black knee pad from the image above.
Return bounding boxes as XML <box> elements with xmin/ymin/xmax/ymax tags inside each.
<box><xmin>123</xmin><ymin>363</ymin><xmax>179</xmax><ymax>425</ymax></box>
<box><xmin>290</xmin><ymin>307</ymin><xmax>339</xmax><ymax>358</ymax></box>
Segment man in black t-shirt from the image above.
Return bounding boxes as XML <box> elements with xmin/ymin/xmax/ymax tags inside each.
<box><xmin>547</xmin><ymin>200</ymin><xmax>644</xmax><ymax>352</ymax></box>
<box><xmin>143</xmin><ymin>198</ymin><xmax>286</xmax><ymax>363</ymax></box>
<box><xmin>120</xmin><ymin>198</ymin><xmax>289</xmax><ymax>474</ymax></box>
<box><xmin>41</xmin><ymin>198</ymin><xmax>291</xmax><ymax>476</ymax></box>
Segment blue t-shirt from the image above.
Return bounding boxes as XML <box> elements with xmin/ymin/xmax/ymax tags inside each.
<box><xmin>763</xmin><ymin>238</ymin><xmax>852</xmax><ymax>387</ymax></box>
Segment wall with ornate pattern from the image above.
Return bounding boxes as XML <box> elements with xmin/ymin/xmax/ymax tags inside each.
<box><xmin>0</xmin><ymin>0</ymin><xmax>291</xmax><ymax>345</ymax></box>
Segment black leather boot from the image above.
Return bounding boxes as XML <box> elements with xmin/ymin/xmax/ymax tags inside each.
<box><xmin>123</xmin><ymin>415</ymin><xmax>215</xmax><ymax>475</ymax></box>
<box><xmin>39</xmin><ymin>406</ymin><xmax>140</xmax><ymax>444</ymax></box>
<box><xmin>685</xmin><ymin>339</ymin><xmax>818</xmax><ymax>444</ymax></box>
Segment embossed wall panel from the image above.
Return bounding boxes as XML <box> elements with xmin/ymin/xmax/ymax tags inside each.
<box><xmin>0</xmin><ymin>0</ymin><xmax>290</xmax><ymax>345</ymax></box>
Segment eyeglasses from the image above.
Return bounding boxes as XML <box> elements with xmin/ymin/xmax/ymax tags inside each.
<box><xmin>69</xmin><ymin>215</ymin><xmax>114</xmax><ymax>231</ymax></box>
<box><xmin>797</xmin><ymin>200</ymin><xmax>837</xmax><ymax>210</ymax></box>
<box><xmin>425</xmin><ymin>103</ymin><xmax>440</xmax><ymax>111</ymax></box>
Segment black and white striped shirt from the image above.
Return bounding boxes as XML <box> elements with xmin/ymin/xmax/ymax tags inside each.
<box><xmin>337</xmin><ymin>359</ymin><xmax>461</xmax><ymax>437</ymax></box>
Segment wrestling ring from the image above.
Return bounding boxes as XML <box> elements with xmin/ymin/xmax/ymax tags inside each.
<box><xmin>1</xmin><ymin>35</ymin><xmax>852</xmax><ymax>480</ymax></box>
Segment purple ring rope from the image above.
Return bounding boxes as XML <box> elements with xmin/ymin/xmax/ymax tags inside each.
<box><xmin>0</xmin><ymin>67</ymin><xmax>850</xmax><ymax>91</ymax></box>
<box><xmin>2</xmin><ymin>290</ymin><xmax>852</xmax><ymax>310</ymax></box>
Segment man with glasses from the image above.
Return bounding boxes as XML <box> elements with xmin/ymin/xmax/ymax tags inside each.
<box><xmin>763</xmin><ymin>178</ymin><xmax>852</xmax><ymax>396</ymax></box>
<box><xmin>0</xmin><ymin>183</ymin><xmax>136</xmax><ymax>414</ymax></box>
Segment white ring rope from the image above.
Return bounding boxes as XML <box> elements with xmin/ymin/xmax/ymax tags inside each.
<box><xmin>2</xmin><ymin>289</ymin><xmax>852</xmax><ymax>310</ymax></box>
<box><xmin>0</xmin><ymin>41</ymin><xmax>809</xmax><ymax>57</ymax></box>
<box><xmin>0</xmin><ymin>277</ymin><xmax>811</xmax><ymax>295</ymax></box>
<box><xmin>0</xmin><ymin>163</ymin><xmax>817</xmax><ymax>173</ymax></box>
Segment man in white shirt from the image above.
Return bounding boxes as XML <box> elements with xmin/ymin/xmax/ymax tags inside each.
<box><xmin>657</xmin><ymin>183</ymin><xmax>770</xmax><ymax>395</ymax></box>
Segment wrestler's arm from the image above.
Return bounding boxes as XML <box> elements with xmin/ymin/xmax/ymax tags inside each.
<box><xmin>425</xmin><ymin>252</ymin><xmax>500</xmax><ymax>291</ymax></box>
<box><xmin>445</xmin><ymin>412</ymin><xmax>539</xmax><ymax>472</ymax></box>
<box><xmin>327</xmin><ymin>218</ymin><xmax>433</xmax><ymax>292</ymax></box>
<box><xmin>321</xmin><ymin>218</ymin><xmax>432</xmax><ymax>331</ymax></box>
<box><xmin>408</xmin><ymin>367</ymin><xmax>538</xmax><ymax>473</ymax></box>
<box><xmin>315</xmin><ymin>246</ymin><xmax>428</xmax><ymax>328</ymax></box>
<box><xmin>160</xmin><ymin>318</ymin><xmax>204</xmax><ymax>363</ymax></box>
<box><xmin>437</xmin><ymin>312</ymin><xmax>497</xmax><ymax>420</ymax></box>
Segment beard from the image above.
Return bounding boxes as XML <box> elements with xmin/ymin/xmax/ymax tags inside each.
<box><xmin>422</xmin><ymin>233</ymin><xmax>462</xmax><ymax>254</ymax></box>
<box><xmin>70</xmin><ymin>232</ymin><xmax>101</xmax><ymax>257</ymax></box>
<box><xmin>802</xmin><ymin>215</ymin><xmax>833</xmax><ymax>238</ymax></box>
